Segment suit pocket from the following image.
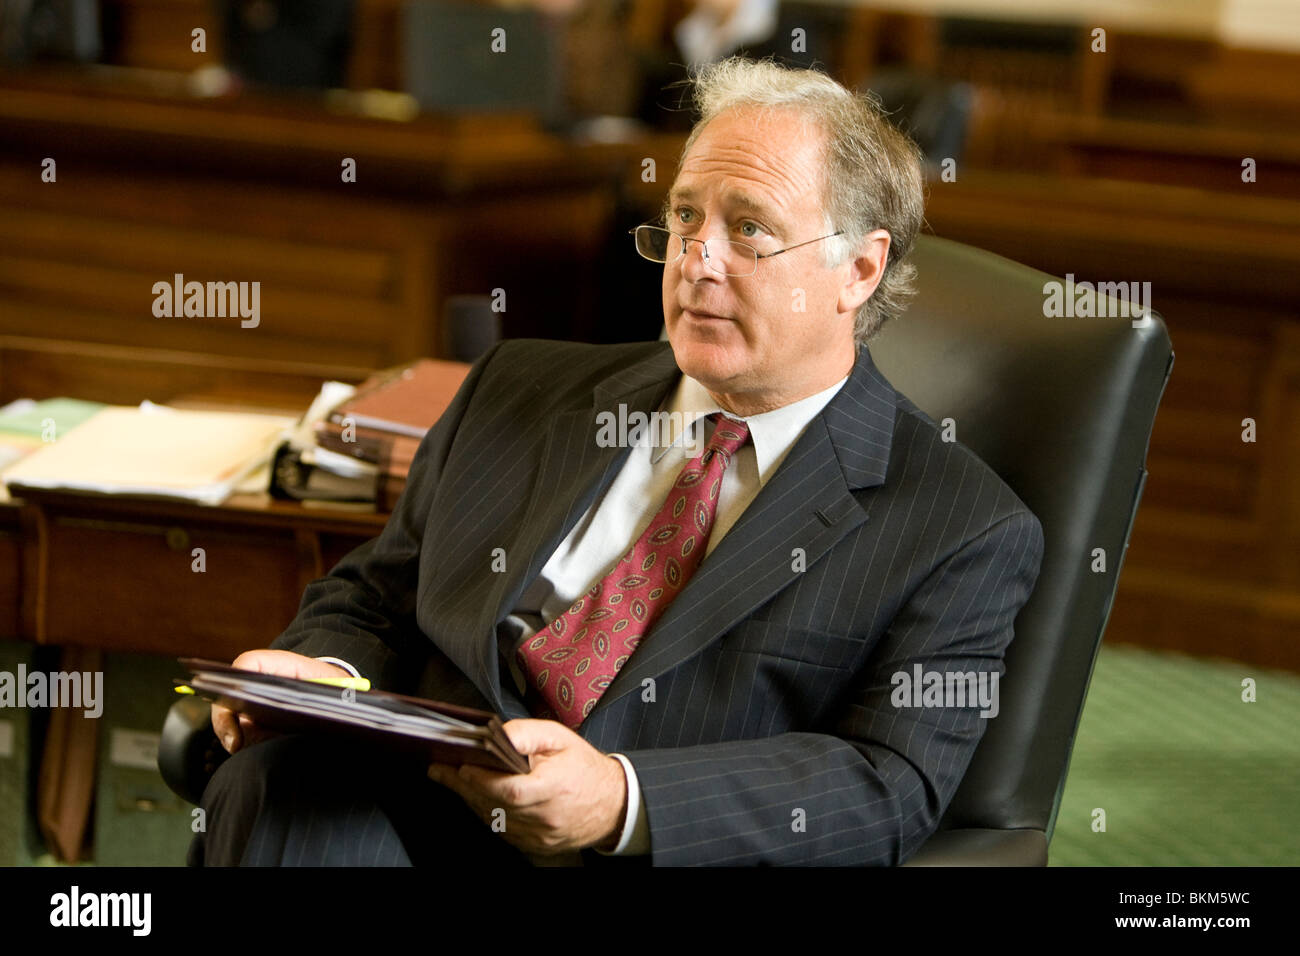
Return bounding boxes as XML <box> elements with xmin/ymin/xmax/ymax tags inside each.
<box><xmin>718</xmin><ymin>620</ymin><xmax>864</xmax><ymax>672</ymax></box>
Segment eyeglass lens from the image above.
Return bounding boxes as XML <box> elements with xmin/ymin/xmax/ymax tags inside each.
<box><xmin>636</xmin><ymin>227</ymin><xmax>756</xmax><ymax>276</ymax></box>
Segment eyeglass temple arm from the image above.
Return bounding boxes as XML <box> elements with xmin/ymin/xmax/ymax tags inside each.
<box><xmin>754</xmin><ymin>230</ymin><xmax>847</xmax><ymax>260</ymax></box>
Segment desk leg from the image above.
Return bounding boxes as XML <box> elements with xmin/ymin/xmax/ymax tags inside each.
<box><xmin>35</xmin><ymin>645</ymin><xmax>102</xmax><ymax>863</ymax></box>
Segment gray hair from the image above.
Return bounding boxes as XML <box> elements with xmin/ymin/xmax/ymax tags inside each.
<box><xmin>676</xmin><ymin>57</ymin><xmax>926</xmax><ymax>345</ymax></box>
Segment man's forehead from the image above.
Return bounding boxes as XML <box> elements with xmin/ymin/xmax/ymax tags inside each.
<box><xmin>666</xmin><ymin>184</ymin><xmax>783</xmax><ymax>218</ymax></box>
<box><xmin>670</xmin><ymin>109</ymin><xmax>825</xmax><ymax>215</ymax></box>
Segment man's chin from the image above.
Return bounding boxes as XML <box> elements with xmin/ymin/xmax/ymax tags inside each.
<box><xmin>668</xmin><ymin>340</ymin><xmax>748</xmax><ymax>391</ymax></box>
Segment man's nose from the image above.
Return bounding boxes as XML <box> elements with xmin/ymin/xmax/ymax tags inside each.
<box><xmin>680</xmin><ymin>236</ymin><xmax>719</xmax><ymax>282</ymax></box>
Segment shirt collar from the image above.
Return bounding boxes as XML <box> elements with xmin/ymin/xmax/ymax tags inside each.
<box><xmin>651</xmin><ymin>373</ymin><xmax>850</xmax><ymax>486</ymax></box>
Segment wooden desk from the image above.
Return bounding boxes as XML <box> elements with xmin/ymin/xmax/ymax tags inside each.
<box><xmin>4</xmin><ymin>489</ymin><xmax>384</xmax><ymax>863</ymax></box>
<box><xmin>0</xmin><ymin>336</ymin><xmax>466</xmax><ymax>659</ymax></box>
<box><xmin>0</xmin><ymin>338</ymin><xmax>468</xmax><ymax>862</ymax></box>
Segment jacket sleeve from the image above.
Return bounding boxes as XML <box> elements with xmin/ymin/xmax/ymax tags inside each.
<box><xmin>269</xmin><ymin>343</ymin><xmax>502</xmax><ymax>696</ymax></box>
<box><xmin>621</xmin><ymin>508</ymin><xmax>1045</xmax><ymax>865</ymax></box>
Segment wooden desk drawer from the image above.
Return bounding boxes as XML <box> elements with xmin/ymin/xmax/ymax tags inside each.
<box><xmin>38</xmin><ymin>513</ymin><xmax>302</xmax><ymax>659</ymax></box>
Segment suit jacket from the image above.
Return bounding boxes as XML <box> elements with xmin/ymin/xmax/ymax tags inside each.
<box><xmin>273</xmin><ymin>337</ymin><xmax>1044</xmax><ymax>865</ymax></box>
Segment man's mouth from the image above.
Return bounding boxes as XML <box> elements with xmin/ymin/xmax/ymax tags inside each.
<box><xmin>681</xmin><ymin>306</ymin><xmax>731</xmax><ymax>321</ymax></box>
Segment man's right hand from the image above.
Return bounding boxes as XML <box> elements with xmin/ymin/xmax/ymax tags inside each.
<box><xmin>211</xmin><ymin>650</ymin><xmax>353</xmax><ymax>754</ymax></box>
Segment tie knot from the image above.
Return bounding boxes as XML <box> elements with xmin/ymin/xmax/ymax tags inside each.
<box><xmin>705</xmin><ymin>414</ymin><xmax>750</xmax><ymax>461</ymax></box>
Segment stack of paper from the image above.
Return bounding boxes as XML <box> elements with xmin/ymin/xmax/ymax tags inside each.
<box><xmin>2</xmin><ymin>402</ymin><xmax>295</xmax><ymax>505</ymax></box>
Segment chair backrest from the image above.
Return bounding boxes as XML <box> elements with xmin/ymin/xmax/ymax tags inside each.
<box><xmin>869</xmin><ymin>235</ymin><xmax>1174</xmax><ymax>841</ymax></box>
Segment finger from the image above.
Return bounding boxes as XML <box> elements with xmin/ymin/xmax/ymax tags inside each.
<box><xmin>231</xmin><ymin>649</ymin><xmax>351</xmax><ymax>682</ymax></box>
<box><xmin>431</xmin><ymin>763</ymin><xmax>513</xmax><ymax>810</ymax></box>
<box><xmin>430</xmin><ymin>763</ymin><xmax>543</xmax><ymax>832</ymax></box>
<box><xmin>456</xmin><ymin>763</ymin><xmax>549</xmax><ymax>809</ymax></box>
<box><xmin>211</xmin><ymin>705</ymin><xmax>242</xmax><ymax>754</ymax></box>
<box><xmin>501</xmin><ymin>718</ymin><xmax>576</xmax><ymax>757</ymax></box>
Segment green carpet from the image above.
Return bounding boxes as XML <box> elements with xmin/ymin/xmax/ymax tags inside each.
<box><xmin>1049</xmin><ymin>643</ymin><xmax>1300</xmax><ymax>866</ymax></box>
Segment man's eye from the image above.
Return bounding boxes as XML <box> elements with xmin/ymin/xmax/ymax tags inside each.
<box><xmin>675</xmin><ymin>208</ymin><xmax>695</xmax><ymax>224</ymax></box>
<box><xmin>739</xmin><ymin>222</ymin><xmax>764</xmax><ymax>239</ymax></box>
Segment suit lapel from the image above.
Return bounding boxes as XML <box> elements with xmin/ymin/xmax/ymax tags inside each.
<box><xmin>588</xmin><ymin>345</ymin><xmax>899</xmax><ymax>720</ymax></box>
<box><xmin>467</xmin><ymin>346</ymin><xmax>683</xmax><ymax>711</ymax></box>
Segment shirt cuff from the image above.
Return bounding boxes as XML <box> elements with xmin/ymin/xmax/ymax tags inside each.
<box><xmin>314</xmin><ymin>656</ymin><xmax>361</xmax><ymax>680</ymax></box>
<box><xmin>596</xmin><ymin>753</ymin><xmax>650</xmax><ymax>856</ymax></box>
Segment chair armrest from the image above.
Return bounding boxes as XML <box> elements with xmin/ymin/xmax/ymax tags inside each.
<box><xmin>158</xmin><ymin>697</ymin><xmax>227</xmax><ymax>806</ymax></box>
<box><xmin>902</xmin><ymin>828</ymin><xmax>1048</xmax><ymax>866</ymax></box>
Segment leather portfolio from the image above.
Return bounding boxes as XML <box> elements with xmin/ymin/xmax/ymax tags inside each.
<box><xmin>178</xmin><ymin>659</ymin><xmax>529</xmax><ymax>775</ymax></box>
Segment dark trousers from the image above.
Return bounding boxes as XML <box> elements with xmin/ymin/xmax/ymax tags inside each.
<box><xmin>186</xmin><ymin>734</ymin><xmax>536</xmax><ymax>867</ymax></box>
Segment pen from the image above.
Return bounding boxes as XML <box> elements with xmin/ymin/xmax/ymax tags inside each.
<box><xmin>175</xmin><ymin>676</ymin><xmax>372</xmax><ymax>694</ymax></box>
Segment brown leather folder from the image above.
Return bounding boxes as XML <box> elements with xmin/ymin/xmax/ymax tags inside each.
<box><xmin>179</xmin><ymin>659</ymin><xmax>529</xmax><ymax>775</ymax></box>
<box><xmin>324</xmin><ymin>359</ymin><xmax>469</xmax><ymax>439</ymax></box>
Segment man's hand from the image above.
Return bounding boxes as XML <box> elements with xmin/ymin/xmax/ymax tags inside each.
<box><xmin>211</xmin><ymin>649</ymin><xmax>352</xmax><ymax>755</ymax></box>
<box><xmin>427</xmin><ymin>719</ymin><xmax>628</xmax><ymax>856</ymax></box>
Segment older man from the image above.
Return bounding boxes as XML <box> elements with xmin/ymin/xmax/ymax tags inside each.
<box><xmin>190</xmin><ymin>57</ymin><xmax>1043</xmax><ymax>867</ymax></box>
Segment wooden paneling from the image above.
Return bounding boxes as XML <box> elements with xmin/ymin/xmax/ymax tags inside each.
<box><xmin>1189</xmin><ymin>44</ymin><xmax>1300</xmax><ymax>123</ymax></box>
<box><xmin>0</xmin><ymin>336</ymin><xmax>374</xmax><ymax>408</ymax></box>
<box><xmin>1045</xmin><ymin>115</ymin><xmax>1300</xmax><ymax>200</ymax></box>
<box><xmin>924</xmin><ymin>173</ymin><xmax>1300</xmax><ymax>307</ymax></box>
<box><xmin>0</xmin><ymin>158</ymin><xmax>444</xmax><ymax>367</ymax></box>
<box><xmin>0</xmin><ymin>74</ymin><xmax>629</xmax><ymax>359</ymax></box>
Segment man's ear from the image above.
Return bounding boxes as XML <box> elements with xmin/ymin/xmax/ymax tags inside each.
<box><xmin>837</xmin><ymin>229</ymin><xmax>892</xmax><ymax>316</ymax></box>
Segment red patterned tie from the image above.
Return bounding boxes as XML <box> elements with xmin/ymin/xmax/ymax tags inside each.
<box><xmin>518</xmin><ymin>414</ymin><xmax>751</xmax><ymax>727</ymax></box>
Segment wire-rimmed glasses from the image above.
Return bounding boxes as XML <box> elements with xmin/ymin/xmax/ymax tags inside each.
<box><xmin>631</xmin><ymin>224</ymin><xmax>845</xmax><ymax>278</ymax></box>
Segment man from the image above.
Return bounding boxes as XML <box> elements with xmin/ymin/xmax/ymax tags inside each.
<box><xmin>190</xmin><ymin>57</ymin><xmax>1043</xmax><ymax>867</ymax></box>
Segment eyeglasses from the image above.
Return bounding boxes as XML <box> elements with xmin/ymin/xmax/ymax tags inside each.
<box><xmin>630</xmin><ymin>224</ymin><xmax>845</xmax><ymax>278</ymax></box>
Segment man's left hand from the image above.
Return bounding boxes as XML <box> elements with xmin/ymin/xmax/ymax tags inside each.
<box><xmin>427</xmin><ymin>719</ymin><xmax>627</xmax><ymax>856</ymax></box>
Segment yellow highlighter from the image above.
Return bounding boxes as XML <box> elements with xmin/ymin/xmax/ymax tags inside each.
<box><xmin>175</xmin><ymin>676</ymin><xmax>371</xmax><ymax>695</ymax></box>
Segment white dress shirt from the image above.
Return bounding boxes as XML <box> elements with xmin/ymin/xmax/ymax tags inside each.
<box><xmin>324</xmin><ymin>368</ymin><xmax>848</xmax><ymax>860</ymax></box>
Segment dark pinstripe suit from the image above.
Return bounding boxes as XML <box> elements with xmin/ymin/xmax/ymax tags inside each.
<box><xmin>269</xmin><ymin>337</ymin><xmax>1044</xmax><ymax>865</ymax></box>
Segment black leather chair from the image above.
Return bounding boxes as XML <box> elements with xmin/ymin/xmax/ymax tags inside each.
<box><xmin>883</xmin><ymin>236</ymin><xmax>1173</xmax><ymax>863</ymax></box>
<box><xmin>160</xmin><ymin>235</ymin><xmax>1174</xmax><ymax>865</ymax></box>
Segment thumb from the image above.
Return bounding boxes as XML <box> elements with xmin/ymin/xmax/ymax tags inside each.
<box><xmin>502</xmin><ymin>718</ymin><xmax>577</xmax><ymax>756</ymax></box>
